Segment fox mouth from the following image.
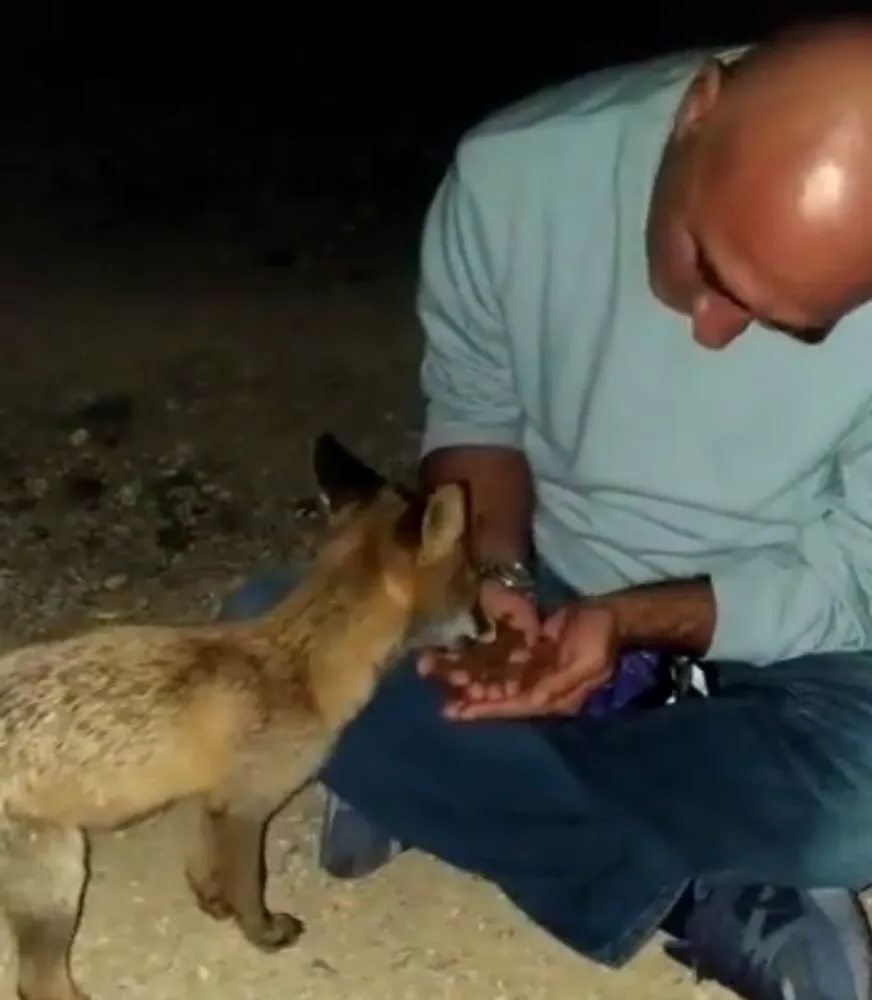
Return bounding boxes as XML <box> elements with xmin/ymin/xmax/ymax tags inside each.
<box><xmin>471</xmin><ymin>602</ymin><xmax>497</xmax><ymax>644</ymax></box>
<box><xmin>444</xmin><ymin>604</ymin><xmax>497</xmax><ymax>655</ymax></box>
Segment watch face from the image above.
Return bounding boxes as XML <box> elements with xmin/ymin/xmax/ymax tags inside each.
<box><xmin>500</xmin><ymin>567</ymin><xmax>534</xmax><ymax>591</ymax></box>
<box><xmin>478</xmin><ymin>560</ymin><xmax>534</xmax><ymax>593</ymax></box>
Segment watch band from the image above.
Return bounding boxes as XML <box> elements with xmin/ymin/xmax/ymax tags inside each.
<box><xmin>477</xmin><ymin>558</ymin><xmax>536</xmax><ymax>594</ymax></box>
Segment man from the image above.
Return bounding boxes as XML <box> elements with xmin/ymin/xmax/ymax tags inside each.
<box><xmin>223</xmin><ymin>19</ymin><xmax>872</xmax><ymax>1000</ymax></box>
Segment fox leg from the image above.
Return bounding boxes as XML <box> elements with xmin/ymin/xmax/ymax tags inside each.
<box><xmin>186</xmin><ymin>789</ymin><xmax>303</xmax><ymax>952</ymax></box>
<box><xmin>184</xmin><ymin>798</ymin><xmax>233</xmax><ymax>922</ymax></box>
<box><xmin>0</xmin><ymin>817</ymin><xmax>88</xmax><ymax>1000</ymax></box>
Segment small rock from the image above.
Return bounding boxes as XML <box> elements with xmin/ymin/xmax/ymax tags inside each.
<box><xmin>309</xmin><ymin>958</ymin><xmax>337</xmax><ymax>975</ymax></box>
<box><xmin>69</xmin><ymin>428</ymin><xmax>90</xmax><ymax>447</ymax></box>
<box><xmin>117</xmin><ymin>481</ymin><xmax>141</xmax><ymax>506</ymax></box>
<box><xmin>58</xmin><ymin>392</ymin><xmax>134</xmax><ymax>448</ymax></box>
<box><xmin>103</xmin><ymin>574</ymin><xmax>128</xmax><ymax>591</ymax></box>
<box><xmin>25</xmin><ymin>477</ymin><xmax>49</xmax><ymax>499</ymax></box>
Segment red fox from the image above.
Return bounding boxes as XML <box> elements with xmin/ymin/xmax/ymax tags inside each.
<box><xmin>0</xmin><ymin>433</ymin><xmax>491</xmax><ymax>1000</ymax></box>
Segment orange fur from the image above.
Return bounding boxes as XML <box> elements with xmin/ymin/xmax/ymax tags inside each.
<box><xmin>0</xmin><ymin>435</ymin><xmax>485</xmax><ymax>1000</ymax></box>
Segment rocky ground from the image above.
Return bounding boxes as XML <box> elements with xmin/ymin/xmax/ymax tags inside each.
<box><xmin>0</xmin><ymin>93</ymin><xmax>733</xmax><ymax>999</ymax></box>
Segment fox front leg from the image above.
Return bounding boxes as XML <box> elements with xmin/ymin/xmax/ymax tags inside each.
<box><xmin>187</xmin><ymin>796</ymin><xmax>303</xmax><ymax>952</ymax></box>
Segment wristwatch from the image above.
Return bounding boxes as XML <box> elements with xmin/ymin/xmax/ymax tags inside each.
<box><xmin>477</xmin><ymin>558</ymin><xmax>536</xmax><ymax>595</ymax></box>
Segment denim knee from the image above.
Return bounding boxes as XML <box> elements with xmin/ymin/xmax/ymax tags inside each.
<box><xmin>218</xmin><ymin>563</ymin><xmax>308</xmax><ymax>622</ymax></box>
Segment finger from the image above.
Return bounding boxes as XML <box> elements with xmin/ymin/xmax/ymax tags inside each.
<box><xmin>417</xmin><ymin>649</ymin><xmax>437</xmax><ymax>676</ymax></box>
<box><xmin>450</xmin><ymin>678</ymin><xmax>518</xmax><ymax>703</ymax></box>
<box><xmin>477</xmin><ymin>677</ymin><xmax>521</xmax><ymax>701</ymax></box>
<box><xmin>455</xmin><ymin>678</ymin><xmax>507</xmax><ymax>701</ymax></box>
<box><xmin>525</xmin><ymin>666</ymin><xmax>585</xmax><ymax>707</ymax></box>
<box><xmin>529</xmin><ymin>664</ymin><xmax>609</xmax><ymax>708</ymax></box>
<box><xmin>501</xmin><ymin>677</ymin><xmax>522</xmax><ymax>698</ymax></box>
<box><xmin>445</xmin><ymin>697</ymin><xmax>548</xmax><ymax>721</ymax></box>
<box><xmin>541</xmin><ymin>671</ymin><xmax>612</xmax><ymax>712</ymax></box>
<box><xmin>508</xmin><ymin>643</ymin><xmax>534</xmax><ymax>664</ymax></box>
<box><xmin>467</xmin><ymin>680</ymin><xmax>487</xmax><ymax>700</ymax></box>
<box><xmin>420</xmin><ymin>646</ymin><xmax>472</xmax><ymax>679</ymax></box>
<box><xmin>448</xmin><ymin>684</ymin><xmax>556</xmax><ymax>719</ymax></box>
<box><xmin>517</xmin><ymin>617</ymin><xmax>541</xmax><ymax>647</ymax></box>
<box><xmin>481</xmin><ymin>680</ymin><xmax>588</xmax><ymax>718</ymax></box>
<box><xmin>540</xmin><ymin>611</ymin><xmax>568</xmax><ymax>645</ymax></box>
<box><xmin>444</xmin><ymin>667</ymin><xmax>473</xmax><ymax>686</ymax></box>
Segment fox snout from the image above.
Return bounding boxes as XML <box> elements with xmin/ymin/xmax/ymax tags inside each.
<box><xmin>409</xmin><ymin>600</ymin><xmax>496</xmax><ymax>653</ymax></box>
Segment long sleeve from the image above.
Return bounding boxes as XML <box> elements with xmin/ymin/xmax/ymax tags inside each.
<box><xmin>417</xmin><ymin>153</ymin><xmax>522</xmax><ymax>457</ymax></box>
<box><xmin>709</xmin><ymin>407</ymin><xmax>872</xmax><ymax>665</ymax></box>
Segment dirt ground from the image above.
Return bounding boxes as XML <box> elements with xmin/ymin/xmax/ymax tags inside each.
<box><xmin>0</xmin><ymin>102</ymin><xmax>734</xmax><ymax>999</ymax></box>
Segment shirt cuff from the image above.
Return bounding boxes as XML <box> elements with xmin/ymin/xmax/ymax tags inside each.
<box><xmin>420</xmin><ymin>419</ymin><xmax>522</xmax><ymax>458</ymax></box>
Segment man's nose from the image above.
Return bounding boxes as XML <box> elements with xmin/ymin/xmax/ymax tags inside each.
<box><xmin>691</xmin><ymin>291</ymin><xmax>751</xmax><ymax>349</ymax></box>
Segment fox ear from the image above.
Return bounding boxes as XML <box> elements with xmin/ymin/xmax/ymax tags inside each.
<box><xmin>395</xmin><ymin>483</ymin><xmax>467</xmax><ymax>564</ymax></box>
<box><xmin>311</xmin><ymin>433</ymin><xmax>386</xmax><ymax>515</ymax></box>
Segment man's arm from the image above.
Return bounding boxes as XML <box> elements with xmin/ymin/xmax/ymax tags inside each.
<box><xmin>420</xmin><ymin>447</ymin><xmax>532</xmax><ymax>564</ymax></box>
<box><xmin>415</xmin><ymin>145</ymin><xmax>533</xmax><ymax>564</ymax></box>
<box><xmin>590</xmin><ymin>406</ymin><xmax>872</xmax><ymax>665</ymax></box>
<box><xmin>591</xmin><ymin>577</ymin><xmax>716</xmax><ymax>658</ymax></box>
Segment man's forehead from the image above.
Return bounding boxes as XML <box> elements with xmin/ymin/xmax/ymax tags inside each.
<box><xmin>692</xmin><ymin>186</ymin><xmax>866</xmax><ymax>336</ymax></box>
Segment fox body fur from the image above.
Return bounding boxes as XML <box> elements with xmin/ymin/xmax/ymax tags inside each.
<box><xmin>0</xmin><ymin>434</ymin><xmax>489</xmax><ymax>1000</ymax></box>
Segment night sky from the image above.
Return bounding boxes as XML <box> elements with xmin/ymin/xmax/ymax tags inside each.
<box><xmin>0</xmin><ymin>4</ymin><xmax>868</xmax><ymax>245</ymax></box>
<box><xmin>6</xmin><ymin>5</ymin><xmax>869</xmax><ymax>124</ymax></box>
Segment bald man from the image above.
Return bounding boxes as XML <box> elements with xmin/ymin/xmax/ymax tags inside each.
<box><xmin>223</xmin><ymin>19</ymin><xmax>872</xmax><ymax>1000</ymax></box>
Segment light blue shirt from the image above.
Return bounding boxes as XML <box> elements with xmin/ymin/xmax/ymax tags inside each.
<box><xmin>417</xmin><ymin>47</ymin><xmax>872</xmax><ymax>665</ymax></box>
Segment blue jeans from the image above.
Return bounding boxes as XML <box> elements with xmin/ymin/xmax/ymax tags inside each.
<box><xmin>221</xmin><ymin>562</ymin><xmax>872</xmax><ymax>967</ymax></box>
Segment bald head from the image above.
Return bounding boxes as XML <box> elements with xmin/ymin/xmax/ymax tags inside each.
<box><xmin>700</xmin><ymin>20</ymin><xmax>872</xmax><ymax>222</ymax></box>
<box><xmin>648</xmin><ymin>17</ymin><xmax>872</xmax><ymax>347</ymax></box>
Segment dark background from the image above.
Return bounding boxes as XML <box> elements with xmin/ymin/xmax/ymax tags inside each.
<box><xmin>0</xmin><ymin>3</ymin><xmax>868</xmax><ymax>627</ymax></box>
<box><xmin>0</xmin><ymin>3</ymin><xmax>865</xmax><ymax>242</ymax></box>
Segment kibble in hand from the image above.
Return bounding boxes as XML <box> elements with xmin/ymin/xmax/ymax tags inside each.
<box><xmin>429</xmin><ymin>619</ymin><xmax>558</xmax><ymax>694</ymax></box>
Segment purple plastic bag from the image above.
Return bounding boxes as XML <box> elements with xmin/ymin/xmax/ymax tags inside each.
<box><xmin>582</xmin><ymin>648</ymin><xmax>664</xmax><ymax>716</ymax></box>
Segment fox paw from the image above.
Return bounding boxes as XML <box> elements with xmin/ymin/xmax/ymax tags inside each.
<box><xmin>246</xmin><ymin>911</ymin><xmax>304</xmax><ymax>952</ymax></box>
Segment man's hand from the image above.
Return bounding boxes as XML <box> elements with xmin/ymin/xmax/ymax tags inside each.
<box><xmin>439</xmin><ymin>601</ymin><xmax>621</xmax><ymax>721</ymax></box>
<box><xmin>418</xmin><ymin>580</ymin><xmax>539</xmax><ymax>700</ymax></box>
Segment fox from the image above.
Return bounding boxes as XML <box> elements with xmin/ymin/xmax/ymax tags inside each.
<box><xmin>0</xmin><ymin>433</ymin><xmax>492</xmax><ymax>1000</ymax></box>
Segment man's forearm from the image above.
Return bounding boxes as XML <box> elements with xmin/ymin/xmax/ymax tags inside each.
<box><xmin>592</xmin><ymin>577</ymin><xmax>716</xmax><ymax>657</ymax></box>
<box><xmin>420</xmin><ymin>446</ymin><xmax>714</xmax><ymax>653</ymax></box>
<box><xmin>419</xmin><ymin>445</ymin><xmax>533</xmax><ymax>564</ymax></box>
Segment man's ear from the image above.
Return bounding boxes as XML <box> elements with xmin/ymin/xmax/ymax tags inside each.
<box><xmin>672</xmin><ymin>59</ymin><xmax>725</xmax><ymax>143</ymax></box>
<box><xmin>311</xmin><ymin>433</ymin><xmax>386</xmax><ymax>515</ymax></box>
<box><xmin>393</xmin><ymin>483</ymin><xmax>467</xmax><ymax>565</ymax></box>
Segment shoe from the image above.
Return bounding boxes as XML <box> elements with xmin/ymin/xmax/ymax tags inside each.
<box><xmin>665</xmin><ymin>883</ymin><xmax>872</xmax><ymax>999</ymax></box>
<box><xmin>318</xmin><ymin>790</ymin><xmax>404</xmax><ymax>879</ymax></box>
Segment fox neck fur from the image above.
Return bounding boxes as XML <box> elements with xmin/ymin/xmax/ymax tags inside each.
<box><xmin>245</xmin><ymin>524</ymin><xmax>411</xmax><ymax>732</ymax></box>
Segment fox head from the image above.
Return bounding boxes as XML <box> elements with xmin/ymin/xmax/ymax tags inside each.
<box><xmin>311</xmin><ymin>433</ymin><xmax>492</xmax><ymax>652</ymax></box>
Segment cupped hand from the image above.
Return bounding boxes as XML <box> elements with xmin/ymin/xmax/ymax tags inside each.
<box><xmin>417</xmin><ymin>580</ymin><xmax>540</xmax><ymax>701</ymax></box>
<box><xmin>444</xmin><ymin>601</ymin><xmax>621</xmax><ymax>720</ymax></box>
